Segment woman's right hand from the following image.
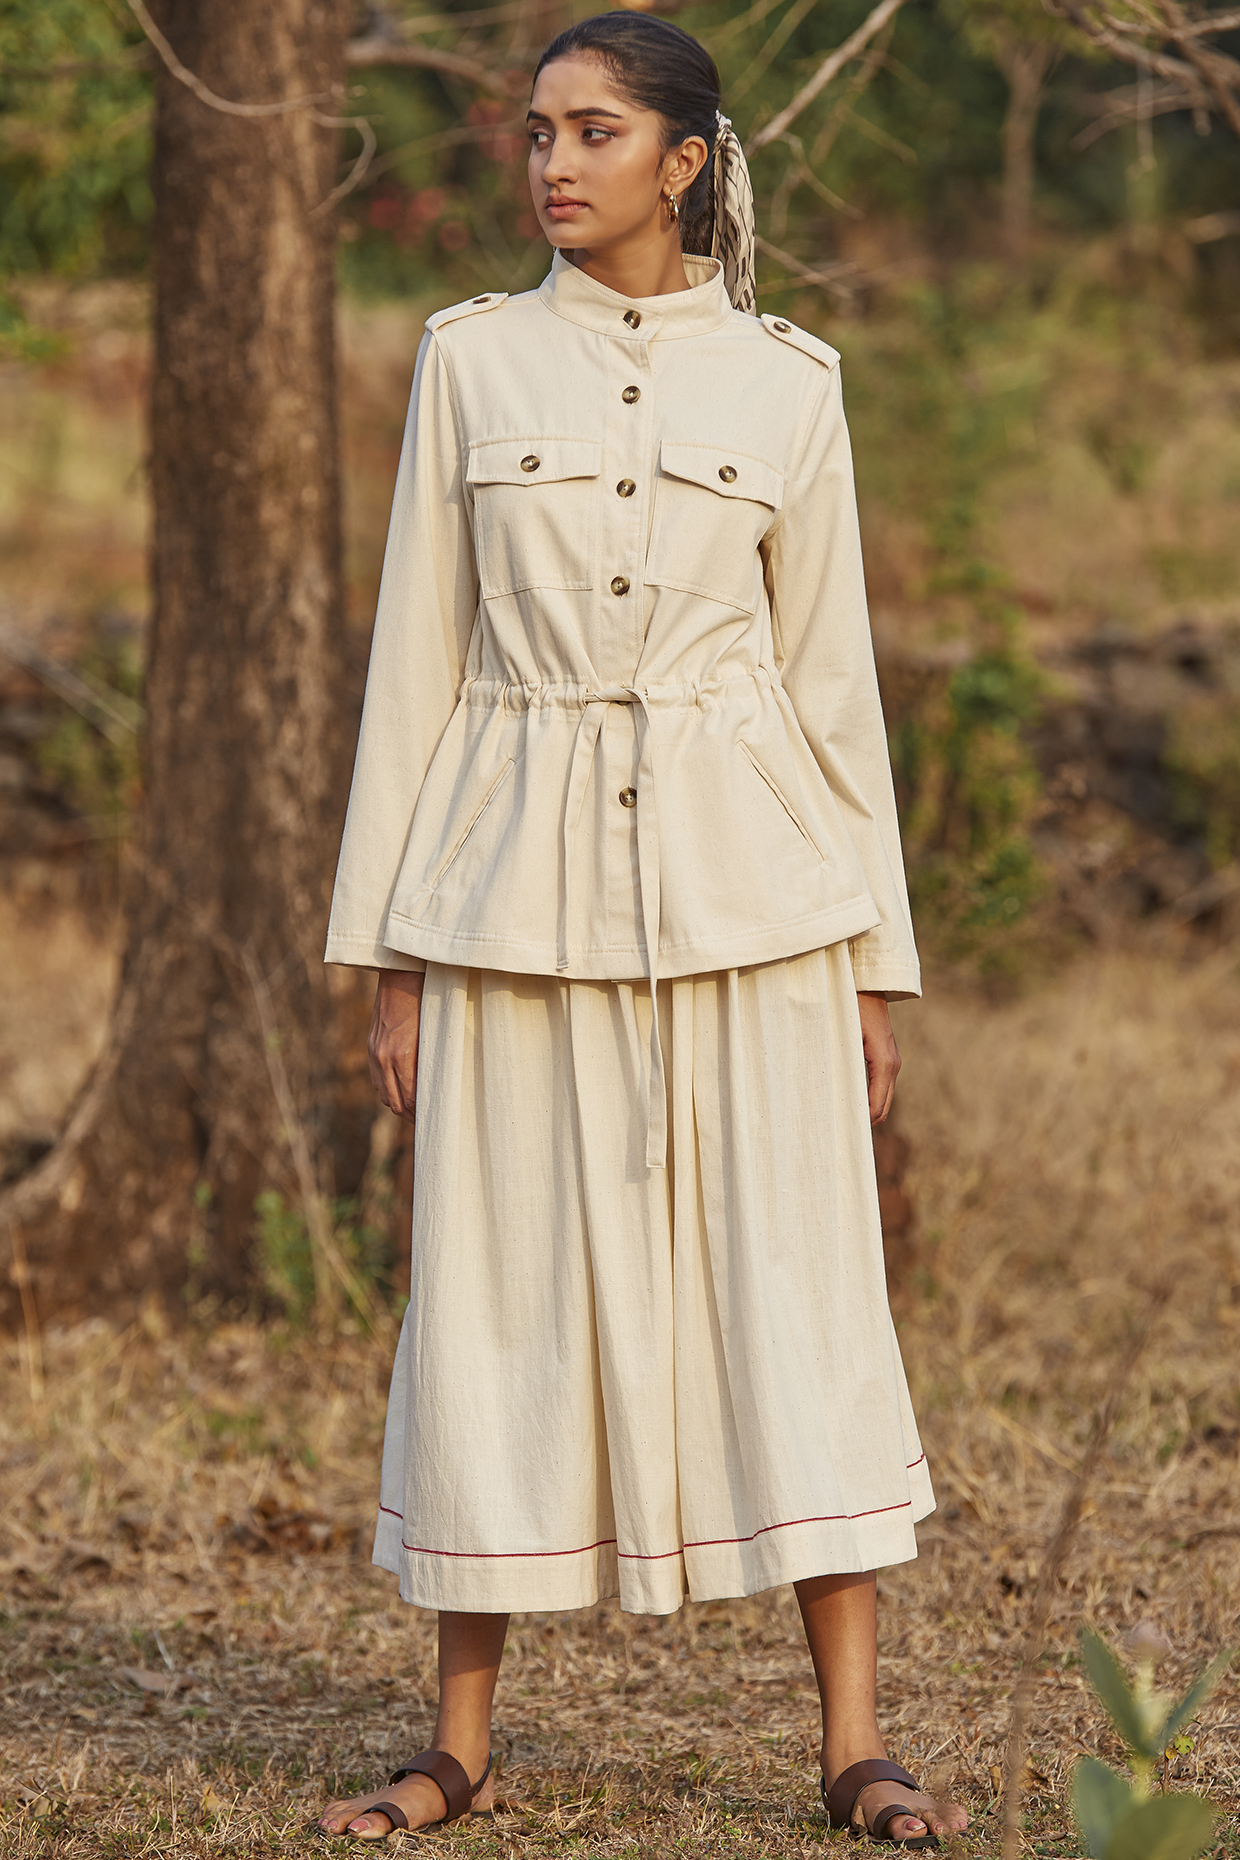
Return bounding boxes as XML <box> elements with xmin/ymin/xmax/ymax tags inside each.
<box><xmin>367</xmin><ymin>969</ymin><xmax>425</xmax><ymax>1123</ymax></box>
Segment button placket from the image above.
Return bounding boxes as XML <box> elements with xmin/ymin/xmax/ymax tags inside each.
<box><xmin>596</xmin><ymin>328</ymin><xmax>654</xmax><ymax>673</ymax></box>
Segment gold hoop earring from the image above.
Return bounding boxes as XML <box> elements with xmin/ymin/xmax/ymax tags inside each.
<box><xmin>665</xmin><ymin>190</ymin><xmax>680</xmax><ymax>224</ymax></box>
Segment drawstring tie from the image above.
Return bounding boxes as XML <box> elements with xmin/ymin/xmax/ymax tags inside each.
<box><xmin>557</xmin><ymin>686</ymin><xmax>666</xmax><ymax>1169</ymax></box>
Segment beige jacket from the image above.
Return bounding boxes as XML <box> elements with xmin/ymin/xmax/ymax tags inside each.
<box><xmin>326</xmin><ymin>253</ymin><xmax>920</xmax><ymax>1157</ymax></box>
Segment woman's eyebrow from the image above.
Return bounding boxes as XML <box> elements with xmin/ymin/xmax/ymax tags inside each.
<box><xmin>526</xmin><ymin>106</ymin><xmax>626</xmax><ymax>122</ymax></box>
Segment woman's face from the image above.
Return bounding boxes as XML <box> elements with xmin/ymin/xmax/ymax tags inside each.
<box><xmin>527</xmin><ymin>54</ymin><xmax>706</xmax><ymax>258</ymax></box>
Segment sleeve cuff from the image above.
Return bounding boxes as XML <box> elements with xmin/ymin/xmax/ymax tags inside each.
<box><xmin>848</xmin><ymin>937</ymin><xmax>921</xmax><ymax>1001</ymax></box>
<box><xmin>324</xmin><ymin>931</ymin><xmax>426</xmax><ymax>973</ymax></box>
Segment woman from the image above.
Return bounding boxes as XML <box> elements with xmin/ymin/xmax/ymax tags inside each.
<box><xmin>319</xmin><ymin>12</ymin><xmax>966</xmax><ymax>1849</ymax></box>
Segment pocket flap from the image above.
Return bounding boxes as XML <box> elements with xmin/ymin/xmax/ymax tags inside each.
<box><xmin>467</xmin><ymin>438</ymin><xmax>602</xmax><ymax>487</ymax></box>
<box><xmin>659</xmin><ymin>443</ymin><xmax>783</xmax><ymax>509</ymax></box>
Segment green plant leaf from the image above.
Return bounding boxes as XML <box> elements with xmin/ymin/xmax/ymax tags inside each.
<box><xmin>1104</xmin><ymin>1793</ymin><xmax>1216</xmax><ymax>1860</ymax></box>
<box><xmin>1156</xmin><ymin>1647</ymin><xmax>1236</xmax><ymax>1752</ymax></box>
<box><xmin>1072</xmin><ymin>1756</ymin><xmax>1134</xmax><ymax>1859</ymax></box>
<box><xmin>1081</xmin><ymin>1629</ymin><xmax>1153</xmax><ymax>1758</ymax></box>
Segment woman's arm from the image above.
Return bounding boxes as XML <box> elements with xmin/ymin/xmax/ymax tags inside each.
<box><xmin>325</xmin><ymin>329</ymin><xmax>478</xmax><ymax>972</ymax></box>
<box><xmin>762</xmin><ymin>363</ymin><xmax>920</xmax><ymax>1002</ymax></box>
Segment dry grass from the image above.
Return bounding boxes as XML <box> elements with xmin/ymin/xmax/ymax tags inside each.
<box><xmin>1</xmin><ymin>946</ymin><xmax>1238</xmax><ymax>1857</ymax></box>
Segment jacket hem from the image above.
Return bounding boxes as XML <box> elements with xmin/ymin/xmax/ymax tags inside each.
<box><xmin>377</xmin><ymin>895</ymin><xmax>883</xmax><ymax>981</ymax></box>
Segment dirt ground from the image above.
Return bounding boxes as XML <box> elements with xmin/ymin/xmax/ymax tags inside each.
<box><xmin>2</xmin><ymin>946</ymin><xmax>1238</xmax><ymax>1859</ymax></box>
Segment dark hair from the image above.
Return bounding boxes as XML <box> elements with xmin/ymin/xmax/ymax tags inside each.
<box><xmin>533</xmin><ymin>11</ymin><xmax>722</xmax><ymax>257</ymax></box>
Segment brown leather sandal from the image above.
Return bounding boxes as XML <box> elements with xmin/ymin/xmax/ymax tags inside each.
<box><xmin>821</xmin><ymin>1759</ymin><xmax>941</xmax><ymax>1850</ymax></box>
<box><xmin>352</xmin><ymin>1749</ymin><xmax>494</xmax><ymax>1837</ymax></box>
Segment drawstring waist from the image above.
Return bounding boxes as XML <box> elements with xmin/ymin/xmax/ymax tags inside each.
<box><xmin>457</xmin><ymin>671</ymin><xmax>777</xmax><ymax>1171</ymax></box>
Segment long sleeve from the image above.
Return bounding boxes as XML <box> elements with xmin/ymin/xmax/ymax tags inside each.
<box><xmin>325</xmin><ymin>331</ymin><xmax>479</xmax><ymax>969</ymax></box>
<box><xmin>763</xmin><ymin>364</ymin><xmax>921</xmax><ymax>999</ymax></box>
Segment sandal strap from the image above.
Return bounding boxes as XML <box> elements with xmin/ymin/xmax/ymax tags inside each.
<box><xmin>362</xmin><ymin>1800</ymin><xmax>409</xmax><ymax>1833</ymax></box>
<box><xmin>872</xmin><ymin>1800</ymin><xmax>921</xmax><ymax>1840</ymax></box>
<box><xmin>387</xmin><ymin>1749</ymin><xmax>493</xmax><ymax>1825</ymax></box>
<box><xmin>823</xmin><ymin>1758</ymin><xmax>921</xmax><ymax>1831</ymax></box>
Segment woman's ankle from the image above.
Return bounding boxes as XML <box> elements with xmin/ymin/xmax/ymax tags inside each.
<box><xmin>821</xmin><ymin>1722</ymin><xmax>889</xmax><ymax>1780</ymax></box>
<box><xmin>428</xmin><ymin>1711</ymin><xmax>493</xmax><ymax>1778</ymax></box>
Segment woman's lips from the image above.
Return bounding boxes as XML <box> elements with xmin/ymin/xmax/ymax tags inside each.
<box><xmin>545</xmin><ymin>198</ymin><xmax>588</xmax><ymax>219</ymax></box>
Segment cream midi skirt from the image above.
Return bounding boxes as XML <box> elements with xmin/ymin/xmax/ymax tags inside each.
<box><xmin>372</xmin><ymin>943</ymin><xmax>934</xmax><ymax>1617</ymax></box>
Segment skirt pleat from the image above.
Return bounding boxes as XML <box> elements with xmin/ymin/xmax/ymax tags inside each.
<box><xmin>372</xmin><ymin>944</ymin><xmax>934</xmax><ymax>1616</ymax></box>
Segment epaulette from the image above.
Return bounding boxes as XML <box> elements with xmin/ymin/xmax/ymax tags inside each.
<box><xmin>426</xmin><ymin>292</ymin><xmax>509</xmax><ymax>334</ymax></box>
<box><xmin>760</xmin><ymin>313</ymin><xmax>840</xmax><ymax>370</ymax></box>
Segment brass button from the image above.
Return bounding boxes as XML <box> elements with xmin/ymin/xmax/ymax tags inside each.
<box><xmin>718</xmin><ymin>464</ymin><xmax>738</xmax><ymax>484</ymax></box>
<box><xmin>623</xmin><ymin>309</ymin><xmax>642</xmax><ymax>329</ymax></box>
<box><xmin>616</xmin><ymin>478</ymin><xmax>636</xmax><ymax>498</ymax></box>
<box><xmin>610</xmin><ymin>575</ymin><xmax>630</xmax><ymax>596</ymax></box>
<box><xmin>773</xmin><ymin>319</ymin><xmax>791</xmax><ymax>333</ymax></box>
<box><xmin>619</xmin><ymin>787</ymin><xmax>637</xmax><ymax>809</ymax></box>
<box><xmin>520</xmin><ymin>454</ymin><xmax>540</xmax><ymax>473</ymax></box>
<box><xmin>472</xmin><ymin>295</ymin><xmax>490</xmax><ymax>304</ymax></box>
<box><xmin>621</xmin><ymin>385</ymin><xmax>641</xmax><ymax>404</ymax></box>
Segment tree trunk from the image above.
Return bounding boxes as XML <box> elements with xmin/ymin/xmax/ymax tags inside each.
<box><xmin>993</xmin><ymin>31</ymin><xmax>1056</xmax><ymax>271</ymax></box>
<box><xmin>2</xmin><ymin>0</ymin><xmax>354</xmax><ymax>1329</ymax></box>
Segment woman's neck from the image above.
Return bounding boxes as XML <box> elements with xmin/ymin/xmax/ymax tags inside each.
<box><xmin>567</xmin><ymin>228</ymin><xmax>692</xmax><ymax>300</ymax></box>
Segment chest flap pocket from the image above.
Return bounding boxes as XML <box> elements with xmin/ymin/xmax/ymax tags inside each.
<box><xmin>646</xmin><ymin>443</ymin><xmax>783</xmax><ymax>611</ymax></box>
<box><xmin>467</xmin><ymin>437</ymin><xmax>602</xmax><ymax>599</ymax></box>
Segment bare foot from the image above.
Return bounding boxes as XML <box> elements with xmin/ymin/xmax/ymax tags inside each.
<box><xmin>318</xmin><ymin>1751</ymin><xmax>494</xmax><ymax>1839</ymax></box>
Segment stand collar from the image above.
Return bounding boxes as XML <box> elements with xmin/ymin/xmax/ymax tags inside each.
<box><xmin>537</xmin><ymin>249</ymin><xmax>735</xmax><ymax>341</ymax></box>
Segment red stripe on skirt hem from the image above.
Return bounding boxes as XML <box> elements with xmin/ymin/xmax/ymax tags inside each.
<box><xmin>399</xmin><ymin>1533</ymin><xmax>619</xmax><ymax>1560</ymax></box>
<box><xmin>382</xmin><ymin>1474</ymin><xmax>925</xmax><ymax>1562</ymax></box>
<box><xmin>682</xmin><ymin>1497</ymin><xmax>911</xmax><ymax>1550</ymax></box>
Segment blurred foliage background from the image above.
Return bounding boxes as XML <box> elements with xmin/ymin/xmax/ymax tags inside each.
<box><xmin>5</xmin><ymin>0</ymin><xmax>1238</xmax><ymax>299</ymax></box>
<box><xmin>2</xmin><ymin>0</ymin><xmax>1239</xmax><ymax>1003</ymax></box>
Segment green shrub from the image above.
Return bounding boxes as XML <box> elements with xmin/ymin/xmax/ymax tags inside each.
<box><xmin>897</xmin><ymin>623</ymin><xmax>1048</xmax><ymax>974</ymax></box>
<box><xmin>252</xmin><ymin>1190</ymin><xmax>392</xmax><ymax>1328</ymax></box>
<box><xmin>1165</xmin><ymin>695</ymin><xmax>1240</xmax><ymax>870</ymax></box>
<box><xmin>1071</xmin><ymin>1627</ymin><xmax>1233</xmax><ymax>1860</ymax></box>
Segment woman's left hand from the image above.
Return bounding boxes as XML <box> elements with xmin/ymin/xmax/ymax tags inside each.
<box><xmin>857</xmin><ymin>991</ymin><xmax>901</xmax><ymax>1126</ymax></box>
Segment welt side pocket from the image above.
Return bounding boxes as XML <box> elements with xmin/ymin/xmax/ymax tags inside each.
<box><xmin>738</xmin><ymin>742</ymin><xmax>826</xmax><ymax>861</ymax></box>
<box><xmin>429</xmin><ymin>759</ymin><xmax>515</xmax><ymax>890</ymax></box>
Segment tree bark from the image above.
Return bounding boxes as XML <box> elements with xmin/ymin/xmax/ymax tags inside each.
<box><xmin>2</xmin><ymin>0</ymin><xmax>354</xmax><ymax>1329</ymax></box>
<box><xmin>993</xmin><ymin>31</ymin><xmax>1057</xmax><ymax>270</ymax></box>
